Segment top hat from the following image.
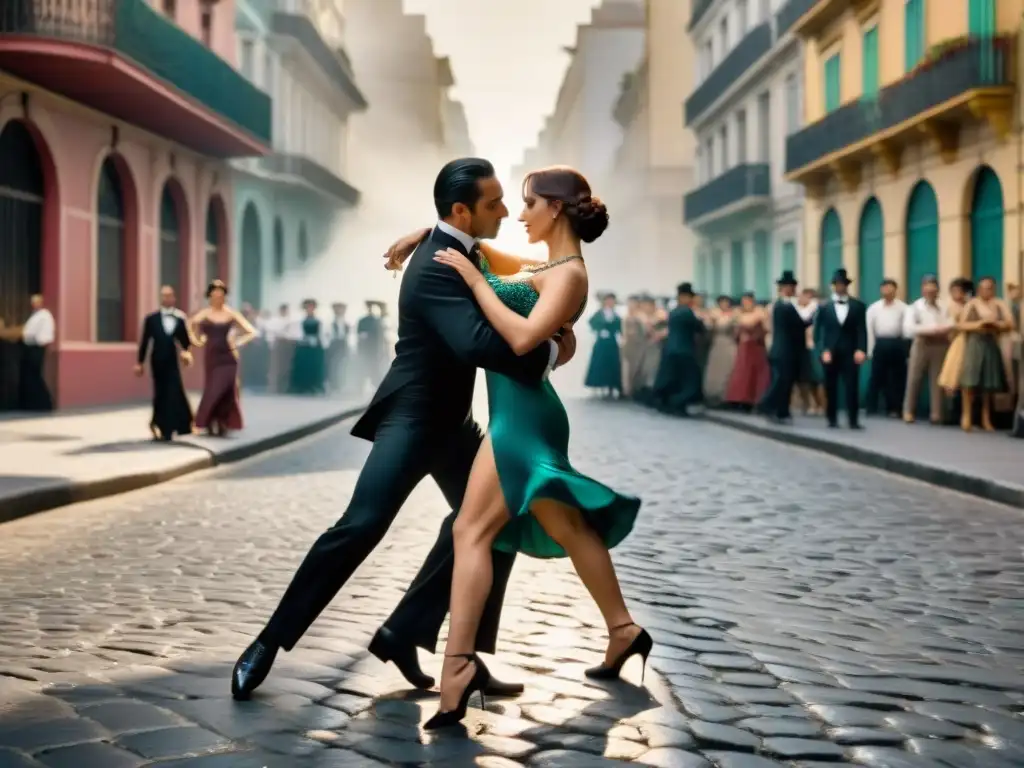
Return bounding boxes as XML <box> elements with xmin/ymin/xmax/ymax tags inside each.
<box><xmin>831</xmin><ymin>268</ymin><xmax>852</xmax><ymax>285</ymax></box>
<box><xmin>776</xmin><ymin>270</ymin><xmax>798</xmax><ymax>286</ymax></box>
<box><xmin>676</xmin><ymin>282</ymin><xmax>694</xmax><ymax>296</ymax></box>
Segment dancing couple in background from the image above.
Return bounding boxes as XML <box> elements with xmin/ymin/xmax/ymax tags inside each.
<box><xmin>231</xmin><ymin>158</ymin><xmax>649</xmax><ymax>728</ymax></box>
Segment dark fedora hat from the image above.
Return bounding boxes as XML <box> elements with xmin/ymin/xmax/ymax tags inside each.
<box><xmin>776</xmin><ymin>270</ymin><xmax>798</xmax><ymax>286</ymax></box>
<box><xmin>831</xmin><ymin>268</ymin><xmax>853</xmax><ymax>285</ymax></box>
<box><xmin>676</xmin><ymin>282</ymin><xmax>694</xmax><ymax>296</ymax></box>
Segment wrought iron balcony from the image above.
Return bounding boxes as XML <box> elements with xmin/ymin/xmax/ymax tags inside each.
<box><xmin>776</xmin><ymin>0</ymin><xmax>818</xmax><ymax>38</ymax></box>
<box><xmin>689</xmin><ymin>0</ymin><xmax>716</xmax><ymax>30</ymax></box>
<box><xmin>0</xmin><ymin>0</ymin><xmax>271</xmax><ymax>156</ymax></box>
<box><xmin>685</xmin><ymin>22</ymin><xmax>772</xmax><ymax>125</ymax></box>
<box><xmin>785</xmin><ymin>36</ymin><xmax>1016</xmax><ymax>185</ymax></box>
<box><xmin>683</xmin><ymin>163</ymin><xmax>771</xmax><ymax>226</ymax></box>
<box><xmin>271</xmin><ymin>11</ymin><xmax>365</xmax><ymax>109</ymax></box>
<box><xmin>258</xmin><ymin>154</ymin><xmax>360</xmax><ymax>205</ymax></box>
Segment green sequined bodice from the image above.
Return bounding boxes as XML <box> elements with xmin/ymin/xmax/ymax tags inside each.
<box><xmin>481</xmin><ymin>256</ymin><xmax>587</xmax><ymax>323</ymax></box>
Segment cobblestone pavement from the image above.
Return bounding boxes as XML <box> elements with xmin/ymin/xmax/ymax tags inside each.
<box><xmin>0</xmin><ymin>398</ymin><xmax>1022</xmax><ymax>767</ymax></box>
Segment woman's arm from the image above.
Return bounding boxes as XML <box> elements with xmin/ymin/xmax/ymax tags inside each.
<box><xmin>465</xmin><ymin>268</ymin><xmax>587</xmax><ymax>356</ymax></box>
<box><xmin>477</xmin><ymin>242</ymin><xmax>545</xmax><ymax>276</ymax></box>
<box><xmin>230</xmin><ymin>309</ymin><xmax>258</xmax><ymax>348</ymax></box>
<box><xmin>187</xmin><ymin>309</ymin><xmax>207</xmax><ymax>346</ymax></box>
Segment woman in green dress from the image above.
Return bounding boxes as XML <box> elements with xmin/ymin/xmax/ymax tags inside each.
<box><xmin>584</xmin><ymin>292</ymin><xmax>623</xmax><ymax>396</ymax></box>
<box><xmin>426</xmin><ymin>167</ymin><xmax>647</xmax><ymax>728</ymax></box>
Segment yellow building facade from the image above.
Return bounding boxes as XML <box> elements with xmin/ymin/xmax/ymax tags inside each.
<box><xmin>787</xmin><ymin>0</ymin><xmax>1021</xmax><ymax>301</ymax></box>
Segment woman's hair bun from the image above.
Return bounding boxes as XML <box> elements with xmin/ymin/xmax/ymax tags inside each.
<box><xmin>566</xmin><ymin>195</ymin><xmax>609</xmax><ymax>243</ymax></box>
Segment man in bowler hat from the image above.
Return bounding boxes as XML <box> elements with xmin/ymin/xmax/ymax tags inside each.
<box><xmin>759</xmin><ymin>270</ymin><xmax>804</xmax><ymax>423</ymax></box>
<box><xmin>813</xmin><ymin>268</ymin><xmax>868</xmax><ymax>429</ymax></box>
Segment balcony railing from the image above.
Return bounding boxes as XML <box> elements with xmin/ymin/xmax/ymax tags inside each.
<box><xmin>685</xmin><ymin>22</ymin><xmax>772</xmax><ymax>125</ymax></box>
<box><xmin>776</xmin><ymin>0</ymin><xmax>818</xmax><ymax>38</ymax></box>
<box><xmin>0</xmin><ymin>0</ymin><xmax>271</xmax><ymax>145</ymax></box>
<box><xmin>785</xmin><ymin>37</ymin><xmax>1015</xmax><ymax>176</ymax></box>
<box><xmin>259</xmin><ymin>154</ymin><xmax>360</xmax><ymax>205</ymax></box>
<box><xmin>689</xmin><ymin>0</ymin><xmax>716</xmax><ymax>30</ymax></box>
<box><xmin>684</xmin><ymin>163</ymin><xmax>771</xmax><ymax>224</ymax></box>
<box><xmin>271</xmin><ymin>11</ymin><xmax>365</xmax><ymax>108</ymax></box>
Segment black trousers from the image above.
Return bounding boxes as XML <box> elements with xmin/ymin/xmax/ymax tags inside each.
<box><xmin>824</xmin><ymin>351</ymin><xmax>860</xmax><ymax>426</ymax></box>
<box><xmin>18</xmin><ymin>344</ymin><xmax>52</xmax><ymax>411</ymax></box>
<box><xmin>866</xmin><ymin>337</ymin><xmax>907</xmax><ymax>415</ymax></box>
<box><xmin>759</xmin><ymin>357</ymin><xmax>797</xmax><ymax>419</ymax></box>
<box><xmin>263</xmin><ymin>401</ymin><xmax>515</xmax><ymax>655</ymax></box>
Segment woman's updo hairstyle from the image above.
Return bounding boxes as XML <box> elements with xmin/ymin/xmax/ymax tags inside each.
<box><xmin>524</xmin><ymin>165</ymin><xmax>609</xmax><ymax>243</ymax></box>
<box><xmin>206</xmin><ymin>279</ymin><xmax>228</xmax><ymax>298</ymax></box>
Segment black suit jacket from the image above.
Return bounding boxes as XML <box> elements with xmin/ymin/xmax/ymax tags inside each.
<box><xmin>351</xmin><ymin>228</ymin><xmax>551</xmax><ymax>441</ymax></box>
<box><xmin>138</xmin><ymin>310</ymin><xmax>190</xmax><ymax>372</ymax></box>
<box><xmin>768</xmin><ymin>300</ymin><xmax>806</xmax><ymax>362</ymax></box>
<box><xmin>813</xmin><ymin>298</ymin><xmax>868</xmax><ymax>358</ymax></box>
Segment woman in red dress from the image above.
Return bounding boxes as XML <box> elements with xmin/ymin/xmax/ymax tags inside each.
<box><xmin>190</xmin><ymin>280</ymin><xmax>257</xmax><ymax>436</ymax></box>
<box><xmin>724</xmin><ymin>293</ymin><xmax>771</xmax><ymax>410</ymax></box>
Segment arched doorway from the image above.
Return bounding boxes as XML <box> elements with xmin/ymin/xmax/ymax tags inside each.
<box><xmin>240</xmin><ymin>203</ymin><xmax>263</xmax><ymax>308</ymax></box>
<box><xmin>159</xmin><ymin>180</ymin><xmax>188</xmax><ymax>307</ymax></box>
<box><xmin>204</xmin><ymin>196</ymin><xmax>228</xmax><ymax>285</ymax></box>
<box><xmin>273</xmin><ymin>217</ymin><xmax>284</xmax><ymax>277</ymax></box>
<box><xmin>711</xmin><ymin>248</ymin><xmax>724</xmax><ymax>295</ymax></box>
<box><xmin>96</xmin><ymin>158</ymin><xmax>126</xmax><ymax>342</ymax></box>
<box><xmin>0</xmin><ymin>120</ymin><xmax>44</xmax><ymax>341</ymax></box>
<box><xmin>298</xmin><ymin>222</ymin><xmax>308</xmax><ymax>263</ymax></box>
<box><xmin>905</xmin><ymin>180</ymin><xmax>939</xmax><ymax>298</ymax></box>
<box><xmin>858</xmin><ymin>197</ymin><xmax>884</xmax><ymax>299</ymax></box>
<box><xmin>969</xmin><ymin>166</ymin><xmax>1003</xmax><ymax>288</ymax></box>
<box><xmin>819</xmin><ymin>208</ymin><xmax>843</xmax><ymax>293</ymax></box>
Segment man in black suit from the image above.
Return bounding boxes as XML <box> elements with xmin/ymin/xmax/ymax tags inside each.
<box><xmin>231</xmin><ymin>158</ymin><xmax>575</xmax><ymax>700</ymax></box>
<box><xmin>813</xmin><ymin>268</ymin><xmax>868</xmax><ymax>429</ymax></box>
<box><xmin>759</xmin><ymin>270</ymin><xmax>805</xmax><ymax>423</ymax></box>
<box><xmin>135</xmin><ymin>285</ymin><xmax>194</xmax><ymax>441</ymax></box>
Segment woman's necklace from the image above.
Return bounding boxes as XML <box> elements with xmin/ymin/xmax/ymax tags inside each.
<box><xmin>524</xmin><ymin>254</ymin><xmax>583</xmax><ymax>274</ymax></box>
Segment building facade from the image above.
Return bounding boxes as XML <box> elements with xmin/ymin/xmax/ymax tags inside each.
<box><xmin>513</xmin><ymin>0</ymin><xmax>646</xmax><ymax>296</ymax></box>
<box><xmin>608</xmin><ymin>0</ymin><xmax>699</xmax><ymax>296</ymax></box>
<box><xmin>685</xmin><ymin>0</ymin><xmax>807</xmax><ymax>301</ymax></box>
<box><xmin>0</xmin><ymin>0</ymin><xmax>270</xmax><ymax>409</ymax></box>
<box><xmin>231</xmin><ymin>0</ymin><xmax>366</xmax><ymax>312</ymax></box>
<box><xmin>787</xmin><ymin>0</ymin><xmax>1021</xmax><ymax>303</ymax></box>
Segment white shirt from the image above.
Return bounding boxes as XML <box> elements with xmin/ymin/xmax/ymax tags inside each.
<box><xmin>160</xmin><ymin>307</ymin><xmax>180</xmax><ymax>336</ymax></box>
<box><xmin>903</xmin><ymin>297</ymin><xmax>952</xmax><ymax>339</ymax></box>
<box><xmin>831</xmin><ymin>293</ymin><xmax>850</xmax><ymax>325</ymax></box>
<box><xmin>866</xmin><ymin>298</ymin><xmax>906</xmax><ymax>355</ymax></box>
<box><xmin>23</xmin><ymin>308</ymin><xmax>55</xmax><ymax>346</ymax></box>
<box><xmin>264</xmin><ymin>315</ymin><xmax>294</xmax><ymax>344</ymax></box>
<box><xmin>795</xmin><ymin>300</ymin><xmax>817</xmax><ymax>322</ymax></box>
<box><xmin>434</xmin><ymin>220</ymin><xmax>559</xmax><ymax>376</ymax></box>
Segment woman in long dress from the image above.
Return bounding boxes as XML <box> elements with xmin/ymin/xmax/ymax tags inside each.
<box><xmin>956</xmin><ymin>276</ymin><xmax>1013</xmax><ymax>431</ymax></box>
<box><xmin>584</xmin><ymin>293</ymin><xmax>623</xmax><ymax>396</ymax></box>
<box><xmin>724</xmin><ymin>293</ymin><xmax>771</xmax><ymax>409</ymax></box>
<box><xmin>620</xmin><ymin>296</ymin><xmax>646</xmax><ymax>397</ymax></box>
<box><xmin>703</xmin><ymin>295</ymin><xmax>737</xmax><ymax>407</ymax></box>
<box><xmin>190</xmin><ymin>280</ymin><xmax>257</xmax><ymax>436</ymax></box>
<box><xmin>937</xmin><ymin>278</ymin><xmax>973</xmax><ymax>422</ymax></box>
<box><xmin>424</xmin><ymin>167</ymin><xmax>648</xmax><ymax>728</ymax></box>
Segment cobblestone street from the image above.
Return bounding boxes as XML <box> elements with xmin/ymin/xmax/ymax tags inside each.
<box><xmin>1</xmin><ymin>399</ymin><xmax>1022</xmax><ymax>767</ymax></box>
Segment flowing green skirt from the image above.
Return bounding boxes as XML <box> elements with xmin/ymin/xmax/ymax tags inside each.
<box><xmin>488</xmin><ymin>372</ymin><xmax>641</xmax><ymax>559</ymax></box>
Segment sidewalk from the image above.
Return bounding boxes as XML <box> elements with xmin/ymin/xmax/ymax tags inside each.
<box><xmin>0</xmin><ymin>393</ymin><xmax>366</xmax><ymax>524</ymax></box>
<box><xmin>704</xmin><ymin>410</ymin><xmax>1024</xmax><ymax>508</ymax></box>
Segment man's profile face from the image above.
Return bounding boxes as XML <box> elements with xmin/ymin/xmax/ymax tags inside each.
<box><xmin>467</xmin><ymin>176</ymin><xmax>508</xmax><ymax>240</ymax></box>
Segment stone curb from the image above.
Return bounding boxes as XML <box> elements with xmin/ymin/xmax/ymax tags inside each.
<box><xmin>0</xmin><ymin>403</ymin><xmax>367</xmax><ymax>525</ymax></box>
<box><xmin>703</xmin><ymin>412</ymin><xmax>1024</xmax><ymax>509</ymax></box>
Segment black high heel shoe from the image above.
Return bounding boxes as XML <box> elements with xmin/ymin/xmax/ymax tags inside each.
<box><xmin>423</xmin><ymin>653</ymin><xmax>490</xmax><ymax>730</ymax></box>
<box><xmin>585</xmin><ymin>622</ymin><xmax>654</xmax><ymax>682</ymax></box>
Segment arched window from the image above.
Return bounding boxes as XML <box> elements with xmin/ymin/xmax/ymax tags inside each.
<box><xmin>240</xmin><ymin>203</ymin><xmax>263</xmax><ymax>308</ymax></box>
<box><xmin>96</xmin><ymin>158</ymin><xmax>126</xmax><ymax>341</ymax></box>
<box><xmin>298</xmin><ymin>223</ymin><xmax>308</xmax><ymax>262</ymax></box>
<box><xmin>273</xmin><ymin>218</ymin><xmax>284</xmax><ymax>276</ymax></box>
<box><xmin>159</xmin><ymin>184</ymin><xmax>182</xmax><ymax>298</ymax></box>
<box><xmin>857</xmin><ymin>197</ymin><xmax>884</xmax><ymax>297</ymax></box>
<box><xmin>819</xmin><ymin>208</ymin><xmax>843</xmax><ymax>293</ymax></box>
<box><xmin>205</xmin><ymin>201</ymin><xmax>220</xmax><ymax>283</ymax></box>
<box><xmin>969</xmin><ymin>166</ymin><xmax>1004</xmax><ymax>287</ymax></box>
<box><xmin>905</xmin><ymin>181</ymin><xmax>939</xmax><ymax>296</ymax></box>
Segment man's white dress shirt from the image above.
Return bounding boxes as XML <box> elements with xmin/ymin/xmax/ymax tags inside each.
<box><xmin>903</xmin><ymin>297</ymin><xmax>952</xmax><ymax>339</ymax></box>
<box><xmin>866</xmin><ymin>298</ymin><xmax>906</xmax><ymax>356</ymax></box>
<box><xmin>22</xmin><ymin>308</ymin><xmax>55</xmax><ymax>347</ymax></box>
<box><xmin>160</xmin><ymin>307</ymin><xmax>181</xmax><ymax>336</ymax></box>
<box><xmin>831</xmin><ymin>294</ymin><xmax>850</xmax><ymax>325</ymax></box>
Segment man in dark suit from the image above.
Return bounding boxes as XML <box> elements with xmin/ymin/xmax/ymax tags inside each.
<box><xmin>651</xmin><ymin>282</ymin><xmax>705</xmax><ymax>416</ymax></box>
<box><xmin>231</xmin><ymin>158</ymin><xmax>575</xmax><ymax>700</ymax></box>
<box><xmin>135</xmin><ymin>285</ymin><xmax>194</xmax><ymax>441</ymax></box>
<box><xmin>759</xmin><ymin>270</ymin><xmax>805</xmax><ymax>423</ymax></box>
<box><xmin>813</xmin><ymin>268</ymin><xmax>868</xmax><ymax>429</ymax></box>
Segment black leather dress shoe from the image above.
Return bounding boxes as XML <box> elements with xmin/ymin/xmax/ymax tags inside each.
<box><xmin>231</xmin><ymin>640</ymin><xmax>278</xmax><ymax>701</ymax></box>
<box><xmin>368</xmin><ymin>628</ymin><xmax>434</xmax><ymax>690</ymax></box>
<box><xmin>483</xmin><ymin>675</ymin><xmax>524</xmax><ymax>697</ymax></box>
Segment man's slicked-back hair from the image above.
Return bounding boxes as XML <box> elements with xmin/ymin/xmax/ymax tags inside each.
<box><xmin>433</xmin><ymin>157</ymin><xmax>495</xmax><ymax>218</ymax></box>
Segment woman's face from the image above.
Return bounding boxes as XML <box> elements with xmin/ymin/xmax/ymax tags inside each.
<box><xmin>209</xmin><ymin>288</ymin><xmax>226</xmax><ymax>306</ymax></box>
<box><xmin>977</xmin><ymin>279</ymin><xmax>995</xmax><ymax>299</ymax></box>
<box><xmin>627</xmin><ymin>298</ymin><xmax>639</xmax><ymax>314</ymax></box>
<box><xmin>741</xmin><ymin>295</ymin><xmax>755</xmax><ymax>311</ymax></box>
<box><xmin>519</xmin><ymin>180</ymin><xmax>559</xmax><ymax>245</ymax></box>
<box><xmin>950</xmin><ymin>285</ymin><xmax>964</xmax><ymax>302</ymax></box>
<box><xmin>717</xmin><ymin>298</ymin><xmax>730</xmax><ymax>311</ymax></box>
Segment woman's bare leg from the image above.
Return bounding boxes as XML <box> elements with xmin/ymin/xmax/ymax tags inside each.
<box><xmin>531</xmin><ymin>499</ymin><xmax>640</xmax><ymax>664</ymax></box>
<box><xmin>438</xmin><ymin>435</ymin><xmax>511</xmax><ymax>713</ymax></box>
